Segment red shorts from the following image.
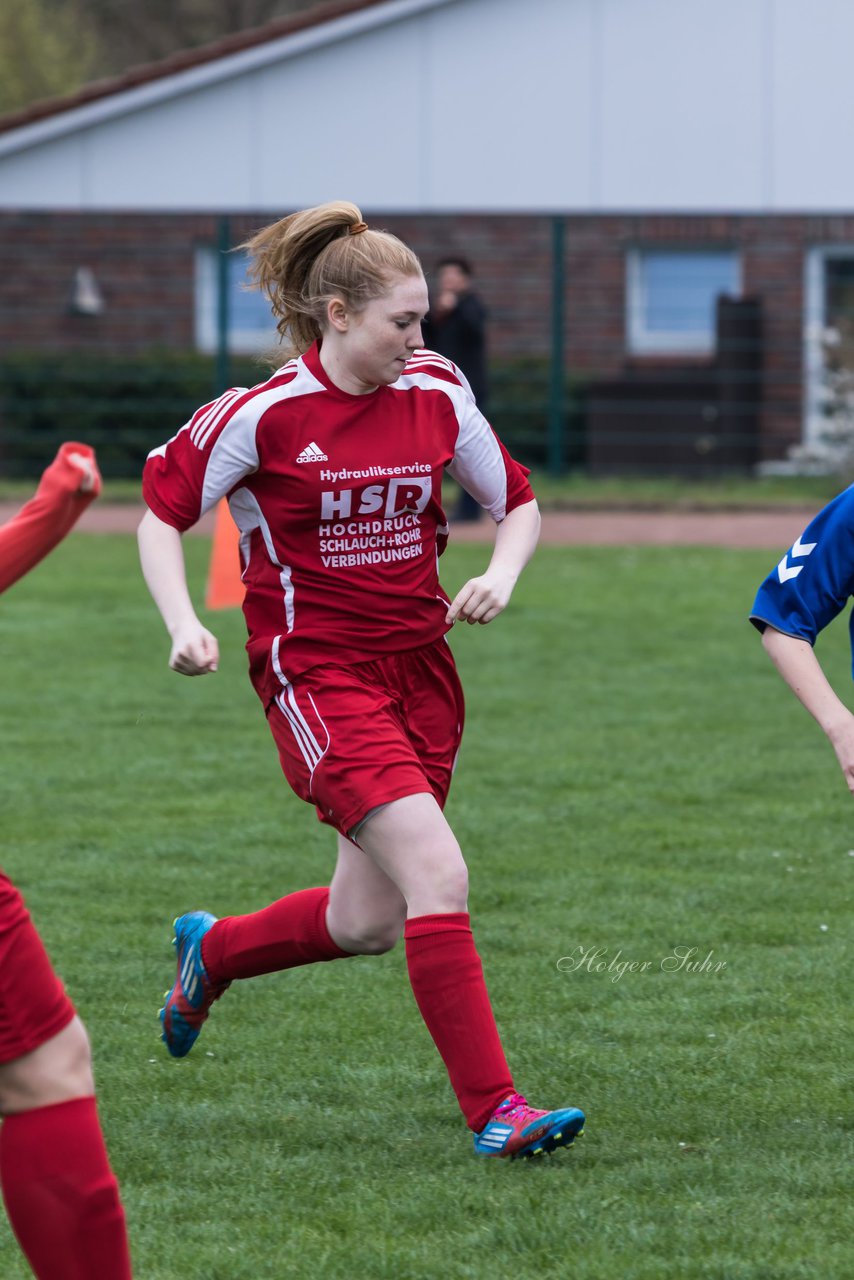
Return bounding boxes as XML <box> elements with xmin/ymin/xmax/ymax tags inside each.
<box><xmin>266</xmin><ymin>639</ymin><xmax>465</xmax><ymax>838</ymax></box>
<box><xmin>0</xmin><ymin>872</ymin><xmax>76</xmax><ymax>1064</ymax></box>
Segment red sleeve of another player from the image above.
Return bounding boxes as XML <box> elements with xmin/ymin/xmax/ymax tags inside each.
<box><xmin>0</xmin><ymin>444</ymin><xmax>99</xmax><ymax>594</ymax></box>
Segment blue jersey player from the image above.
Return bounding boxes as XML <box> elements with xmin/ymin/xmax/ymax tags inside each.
<box><xmin>751</xmin><ymin>485</ymin><xmax>854</xmax><ymax>796</ymax></box>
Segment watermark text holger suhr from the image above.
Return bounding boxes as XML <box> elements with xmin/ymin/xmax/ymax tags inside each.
<box><xmin>557</xmin><ymin>945</ymin><xmax>728</xmax><ymax>983</ymax></box>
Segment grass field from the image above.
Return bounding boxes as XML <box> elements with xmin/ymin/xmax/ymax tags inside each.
<box><xmin>0</xmin><ymin>532</ymin><xmax>851</xmax><ymax>1279</ymax></box>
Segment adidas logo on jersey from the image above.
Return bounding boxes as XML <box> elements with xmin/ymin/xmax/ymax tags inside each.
<box><xmin>296</xmin><ymin>442</ymin><xmax>328</xmax><ymax>463</ymax></box>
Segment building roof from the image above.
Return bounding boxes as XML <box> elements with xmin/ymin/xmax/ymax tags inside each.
<box><xmin>4</xmin><ymin>0</ymin><xmax>854</xmax><ymax>214</ymax></box>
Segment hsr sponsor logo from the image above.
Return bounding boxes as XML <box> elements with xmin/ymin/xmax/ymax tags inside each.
<box><xmin>320</xmin><ymin>475</ymin><xmax>432</xmax><ymax>521</ymax></box>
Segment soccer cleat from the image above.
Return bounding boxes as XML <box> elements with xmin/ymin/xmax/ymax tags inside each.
<box><xmin>159</xmin><ymin>911</ymin><xmax>230</xmax><ymax>1058</ymax></box>
<box><xmin>473</xmin><ymin>1092</ymin><xmax>585</xmax><ymax>1159</ymax></box>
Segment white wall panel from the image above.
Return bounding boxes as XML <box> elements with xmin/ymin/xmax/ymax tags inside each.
<box><xmin>772</xmin><ymin>0</ymin><xmax>854</xmax><ymax>209</ymax></box>
<box><xmin>252</xmin><ymin>21</ymin><xmax>430</xmax><ymax>209</ymax></box>
<box><xmin>2</xmin><ymin>0</ymin><xmax>854</xmax><ymax>212</ymax></box>
<box><xmin>84</xmin><ymin>79</ymin><xmax>257</xmax><ymax>207</ymax></box>
<box><xmin>420</xmin><ymin>0</ymin><xmax>594</xmax><ymax>210</ymax></box>
<box><xmin>597</xmin><ymin>0</ymin><xmax>768</xmax><ymax>210</ymax></box>
<box><xmin>0</xmin><ymin>134</ymin><xmax>87</xmax><ymax>206</ymax></box>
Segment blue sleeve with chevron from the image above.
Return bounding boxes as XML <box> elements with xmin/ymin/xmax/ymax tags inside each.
<box><xmin>750</xmin><ymin>484</ymin><xmax>854</xmax><ymax>661</ymax></box>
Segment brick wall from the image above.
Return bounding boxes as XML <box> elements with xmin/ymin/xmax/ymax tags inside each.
<box><xmin>0</xmin><ymin>210</ymin><xmax>556</xmax><ymax>356</ymax></box>
<box><xmin>3</xmin><ymin>209</ymin><xmax>854</xmax><ymax>464</ymax></box>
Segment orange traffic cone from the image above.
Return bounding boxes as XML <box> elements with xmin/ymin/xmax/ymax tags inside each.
<box><xmin>205</xmin><ymin>498</ymin><xmax>246</xmax><ymax>610</ymax></box>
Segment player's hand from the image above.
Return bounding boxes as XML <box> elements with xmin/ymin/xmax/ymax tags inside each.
<box><xmin>445</xmin><ymin>568</ymin><xmax>516</xmax><ymax>626</ymax></box>
<box><xmin>67</xmin><ymin>450</ymin><xmax>101</xmax><ymax>495</ymax></box>
<box><xmin>828</xmin><ymin>715</ymin><xmax>854</xmax><ymax>795</ymax></box>
<box><xmin>168</xmin><ymin>621</ymin><xmax>219</xmax><ymax>676</ymax></box>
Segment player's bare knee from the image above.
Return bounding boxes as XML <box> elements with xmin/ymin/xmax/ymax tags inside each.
<box><xmin>0</xmin><ymin>1017</ymin><xmax>95</xmax><ymax>1114</ymax></box>
<box><xmin>442</xmin><ymin>842</ymin><xmax>469</xmax><ymax>901</ymax></box>
<box><xmin>438</xmin><ymin>866</ymin><xmax>469</xmax><ymax>912</ymax></box>
<box><xmin>413</xmin><ymin>859</ymin><xmax>469</xmax><ymax>914</ymax></box>
<box><xmin>335</xmin><ymin>912</ymin><xmax>405</xmax><ymax>954</ymax></box>
<box><xmin>60</xmin><ymin>1016</ymin><xmax>95</xmax><ymax>1085</ymax></box>
<box><xmin>40</xmin><ymin>1016</ymin><xmax>95</xmax><ymax>1099</ymax></box>
<box><xmin>351</xmin><ymin>921</ymin><xmax>403</xmax><ymax>954</ymax></box>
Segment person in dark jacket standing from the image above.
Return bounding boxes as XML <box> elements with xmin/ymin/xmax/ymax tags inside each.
<box><xmin>423</xmin><ymin>258</ymin><xmax>489</xmax><ymax>522</ymax></box>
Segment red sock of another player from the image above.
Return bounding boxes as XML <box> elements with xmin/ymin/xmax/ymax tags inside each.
<box><xmin>404</xmin><ymin>912</ymin><xmax>515</xmax><ymax>1133</ymax></box>
<box><xmin>201</xmin><ymin>886</ymin><xmax>350</xmax><ymax>982</ymax></box>
<box><xmin>0</xmin><ymin>1096</ymin><xmax>132</xmax><ymax>1280</ymax></box>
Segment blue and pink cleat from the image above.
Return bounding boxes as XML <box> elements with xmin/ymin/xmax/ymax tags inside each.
<box><xmin>473</xmin><ymin>1092</ymin><xmax>585</xmax><ymax>1159</ymax></box>
<box><xmin>159</xmin><ymin>911</ymin><xmax>230</xmax><ymax>1058</ymax></box>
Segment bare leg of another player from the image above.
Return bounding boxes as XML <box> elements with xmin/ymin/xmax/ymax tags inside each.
<box><xmin>0</xmin><ymin>889</ymin><xmax>132</xmax><ymax>1279</ymax></box>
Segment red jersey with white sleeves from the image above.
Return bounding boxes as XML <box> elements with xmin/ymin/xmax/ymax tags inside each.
<box><xmin>143</xmin><ymin>342</ymin><xmax>534</xmax><ymax>706</ymax></box>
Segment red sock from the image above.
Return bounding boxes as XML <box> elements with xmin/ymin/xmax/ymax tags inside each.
<box><xmin>405</xmin><ymin>912</ymin><xmax>515</xmax><ymax>1132</ymax></box>
<box><xmin>0</xmin><ymin>1096</ymin><xmax>132</xmax><ymax>1280</ymax></box>
<box><xmin>201</xmin><ymin>886</ymin><xmax>349</xmax><ymax>982</ymax></box>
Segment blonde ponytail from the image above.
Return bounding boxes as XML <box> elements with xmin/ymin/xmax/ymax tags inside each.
<box><xmin>242</xmin><ymin>202</ymin><xmax>422</xmax><ymax>359</ymax></box>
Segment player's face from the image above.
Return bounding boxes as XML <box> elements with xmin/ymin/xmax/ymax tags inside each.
<box><xmin>340</xmin><ymin>273</ymin><xmax>428</xmax><ymax>392</ymax></box>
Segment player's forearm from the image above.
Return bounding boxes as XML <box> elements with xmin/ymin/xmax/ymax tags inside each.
<box><xmin>487</xmin><ymin>499</ymin><xmax>541</xmax><ymax>583</ymax></box>
<box><xmin>761</xmin><ymin>626</ymin><xmax>853</xmax><ymax>739</ymax></box>
<box><xmin>0</xmin><ymin>499</ymin><xmax>72</xmax><ymax>592</ymax></box>
<box><xmin>0</xmin><ymin>476</ymin><xmax>92</xmax><ymax>594</ymax></box>
<box><xmin>137</xmin><ymin>508</ymin><xmax>201</xmax><ymax>637</ymax></box>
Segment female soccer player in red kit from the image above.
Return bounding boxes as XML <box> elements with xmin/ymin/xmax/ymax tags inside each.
<box><xmin>0</xmin><ymin>444</ymin><xmax>133</xmax><ymax>1277</ymax></box>
<box><xmin>139</xmin><ymin>202</ymin><xmax>585</xmax><ymax>1160</ymax></box>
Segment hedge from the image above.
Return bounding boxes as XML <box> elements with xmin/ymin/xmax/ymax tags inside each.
<box><xmin>0</xmin><ymin>351</ymin><xmax>585</xmax><ymax>479</ymax></box>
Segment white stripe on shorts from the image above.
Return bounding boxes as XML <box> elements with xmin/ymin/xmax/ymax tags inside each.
<box><xmin>275</xmin><ymin>685</ymin><xmax>330</xmax><ymax>786</ymax></box>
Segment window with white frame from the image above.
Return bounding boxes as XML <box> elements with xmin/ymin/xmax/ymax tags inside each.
<box><xmin>804</xmin><ymin>245</ymin><xmax>854</xmax><ymax>450</ymax></box>
<box><xmin>627</xmin><ymin>249</ymin><xmax>741</xmax><ymax>355</ymax></box>
<box><xmin>194</xmin><ymin>247</ymin><xmax>279</xmax><ymax>354</ymax></box>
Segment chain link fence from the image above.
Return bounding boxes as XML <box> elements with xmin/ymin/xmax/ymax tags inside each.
<box><xmin>0</xmin><ymin>212</ymin><xmax>825</xmax><ymax>482</ymax></box>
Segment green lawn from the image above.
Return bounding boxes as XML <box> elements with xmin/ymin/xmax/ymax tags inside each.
<box><xmin>521</xmin><ymin>469</ymin><xmax>844</xmax><ymax>511</ymax></box>
<box><xmin>0</xmin><ymin>534</ymin><xmax>851</xmax><ymax>1279</ymax></box>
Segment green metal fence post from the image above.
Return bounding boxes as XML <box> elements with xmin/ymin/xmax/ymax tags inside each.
<box><xmin>215</xmin><ymin>216</ymin><xmax>231</xmax><ymax>394</ymax></box>
<box><xmin>547</xmin><ymin>215</ymin><xmax>566</xmax><ymax>475</ymax></box>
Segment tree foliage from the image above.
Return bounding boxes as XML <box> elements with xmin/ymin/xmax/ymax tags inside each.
<box><xmin>0</xmin><ymin>0</ymin><xmax>99</xmax><ymax>114</ymax></box>
<box><xmin>0</xmin><ymin>0</ymin><xmax>328</xmax><ymax>115</ymax></box>
<box><xmin>77</xmin><ymin>0</ymin><xmax>325</xmax><ymax>70</ymax></box>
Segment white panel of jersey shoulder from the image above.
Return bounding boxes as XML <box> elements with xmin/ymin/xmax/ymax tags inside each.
<box><xmin>145</xmin><ymin>418</ymin><xmax>206</xmax><ymax>461</ymax></box>
<box><xmin>397</xmin><ymin>364</ymin><xmax>510</xmax><ymax>522</ymax></box>
<box><xmin>199</xmin><ymin>362</ymin><xmax>326</xmax><ymax>518</ymax></box>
